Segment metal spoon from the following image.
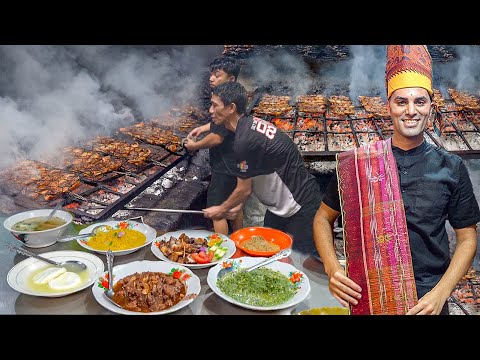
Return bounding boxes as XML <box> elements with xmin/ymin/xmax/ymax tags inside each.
<box><xmin>8</xmin><ymin>244</ymin><xmax>87</xmax><ymax>272</ymax></box>
<box><xmin>56</xmin><ymin>224</ymin><xmax>112</xmax><ymax>242</ymax></box>
<box><xmin>41</xmin><ymin>201</ymin><xmax>63</xmax><ymax>224</ymax></box>
<box><xmin>104</xmin><ymin>249</ymin><xmax>122</xmax><ymax>308</ymax></box>
<box><xmin>217</xmin><ymin>248</ymin><xmax>292</xmax><ymax>280</ymax></box>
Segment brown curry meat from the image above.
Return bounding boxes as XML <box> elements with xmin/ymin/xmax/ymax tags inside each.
<box><xmin>112</xmin><ymin>271</ymin><xmax>186</xmax><ymax>312</ymax></box>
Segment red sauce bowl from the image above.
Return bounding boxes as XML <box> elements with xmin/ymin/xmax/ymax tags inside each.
<box><xmin>229</xmin><ymin>226</ymin><xmax>293</xmax><ymax>257</ymax></box>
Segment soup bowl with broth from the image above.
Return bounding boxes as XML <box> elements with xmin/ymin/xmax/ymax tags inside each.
<box><xmin>3</xmin><ymin>209</ymin><xmax>73</xmax><ymax>248</ymax></box>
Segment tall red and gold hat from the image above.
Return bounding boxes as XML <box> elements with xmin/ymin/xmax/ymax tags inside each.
<box><xmin>385</xmin><ymin>45</ymin><xmax>433</xmax><ymax>99</ymax></box>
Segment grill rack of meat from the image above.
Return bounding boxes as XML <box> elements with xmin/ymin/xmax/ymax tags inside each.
<box><xmin>2</xmin><ymin>118</ymin><xmax>190</xmax><ymax>222</ymax></box>
<box><xmin>249</xmin><ymin>91</ymin><xmax>480</xmax><ymax>160</ymax></box>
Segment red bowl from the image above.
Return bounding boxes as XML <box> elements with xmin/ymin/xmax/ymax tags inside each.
<box><xmin>229</xmin><ymin>226</ymin><xmax>293</xmax><ymax>257</ymax></box>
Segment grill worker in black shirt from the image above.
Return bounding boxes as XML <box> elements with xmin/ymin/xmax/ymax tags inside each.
<box><xmin>184</xmin><ymin>57</ymin><xmax>243</xmax><ymax>235</ymax></box>
<box><xmin>313</xmin><ymin>45</ymin><xmax>480</xmax><ymax>315</ymax></box>
<box><xmin>202</xmin><ymin>81</ymin><xmax>322</xmax><ymax>253</ymax></box>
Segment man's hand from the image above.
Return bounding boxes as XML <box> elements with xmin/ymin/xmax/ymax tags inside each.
<box><xmin>183</xmin><ymin>136</ymin><xmax>197</xmax><ymax>151</ymax></box>
<box><xmin>327</xmin><ymin>267</ymin><xmax>362</xmax><ymax>308</ymax></box>
<box><xmin>224</xmin><ymin>203</ymin><xmax>243</xmax><ymax>220</ymax></box>
<box><xmin>203</xmin><ymin>205</ymin><xmax>227</xmax><ymax>220</ymax></box>
<box><xmin>405</xmin><ymin>290</ymin><xmax>448</xmax><ymax>315</ymax></box>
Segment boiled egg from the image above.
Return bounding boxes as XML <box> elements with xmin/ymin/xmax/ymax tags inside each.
<box><xmin>32</xmin><ymin>267</ymin><xmax>67</xmax><ymax>285</ymax></box>
<box><xmin>48</xmin><ymin>272</ymin><xmax>81</xmax><ymax>290</ymax></box>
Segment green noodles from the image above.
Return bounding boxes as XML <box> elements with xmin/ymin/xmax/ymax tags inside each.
<box><xmin>217</xmin><ymin>267</ymin><xmax>297</xmax><ymax>307</ymax></box>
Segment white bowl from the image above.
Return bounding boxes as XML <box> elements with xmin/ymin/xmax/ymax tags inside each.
<box><xmin>3</xmin><ymin>209</ymin><xmax>73</xmax><ymax>248</ymax></box>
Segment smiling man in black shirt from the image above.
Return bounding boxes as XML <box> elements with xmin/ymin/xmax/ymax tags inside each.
<box><xmin>202</xmin><ymin>81</ymin><xmax>321</xmax><ymax>253</ymax></box>
<box><xmin>314</xmin><ymin>45</ymin><xmax>480</xmax><ymax>315</ymax></box>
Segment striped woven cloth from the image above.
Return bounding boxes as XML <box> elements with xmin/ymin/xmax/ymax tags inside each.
<box><xmin>337</xmin><ymin>138</ymin><xmax>417</xmax><ymax>315</ymax></box>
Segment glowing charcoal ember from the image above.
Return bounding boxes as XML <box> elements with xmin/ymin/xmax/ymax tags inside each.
<box><xmin>327</xmin><ymin>133</ymin><xmax>356</xmax><ymax>151</ymax></box>
<box><xmin>296</xmin><ymin>117</ymin><xmax>324</xmax><ymax>131</ymax></box>
<box><xmin>351</xmin><ymin>119</ymin><xmax>377</xmax><ymax>132</ymax></box>
<box><xmin>294</xmin><ymin>132</ymin><xmax>325</xmax><ymax>152</ymax></box>
<box><xmin>327</xmin><ymin>120</ymin><xmax>351</xmax><ymax>133</ymax></box>
<box><xmin>272</xmin><ymin>118</ymin><xmax>294</xmax><ymax>131</ymax></box>
<box><xmin>356</xmin><ymin>132</ymin><xmax>381</xmax><ymax>146</ymax></box>
<box><xmin>373</xmin><ymin>118</ymin><xmax>393</xmax><ymax>132</ymax></box>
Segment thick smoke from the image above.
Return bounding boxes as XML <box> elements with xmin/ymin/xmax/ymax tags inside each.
<box><xmin>347</xmin><ymin>45</ymin><xmax>386</xmax><ymax>103</ymax></box>
<box><xmin>241</xmin><ymin>49</ymin><xmax>315</xmax><ymax>97</ymax></box>
<box><xmin>0</xmin><ymin>45</ymin><xmax>222</xmax><ymax>170</ymax></box>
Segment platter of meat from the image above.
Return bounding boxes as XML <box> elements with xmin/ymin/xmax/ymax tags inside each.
<box><xmin>92</xmin><ymin>260</ymin><xmax>200</xmax><ymax>315</ymax></box>
<box><xmin>151</xmin><ymin>230</ymin><xmax>236</xmax><ymax>269</ymax></box>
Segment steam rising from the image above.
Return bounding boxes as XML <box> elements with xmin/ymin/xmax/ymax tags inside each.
<box><xmin>0</xmin><ymin>45</ymin><xmax>221</xmax><ymax>170</ymax></box>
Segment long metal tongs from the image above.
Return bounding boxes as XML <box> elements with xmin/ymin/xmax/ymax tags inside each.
<box><xmin>124</xmin><ymin>206</ymin><xmax>204</xmax><ymax>214</ymax></box>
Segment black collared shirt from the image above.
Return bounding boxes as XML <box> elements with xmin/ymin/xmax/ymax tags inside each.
<box><xmin>323</xmin><ymin>141</ymin><xmax>480</xmax><ymax>298</ymax></box>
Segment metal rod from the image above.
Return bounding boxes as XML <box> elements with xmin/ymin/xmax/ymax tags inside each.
<box><xmin>125</xmin><ymin>207</ymin><xmax>204</xmax><ymax>214</ymax></box>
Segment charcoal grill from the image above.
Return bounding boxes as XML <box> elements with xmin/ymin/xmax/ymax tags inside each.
<box><xmin>0</xmin><ymin>114</ymin><xmax>198</xmax><ymax>223</ymax></box>
<box><xmin>248</xmin><ymin>93</ymin><xmax>480</xmax><ymax>160</ymax></box>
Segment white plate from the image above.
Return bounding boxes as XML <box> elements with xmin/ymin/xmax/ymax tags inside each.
<box><xmin>92</xmin><ymin>260</ymin><xmax>200</xmax><ymax>315</ymax></box>
<box><xmin>7</xmin><ymin>250</ymin><xmax>104</xmax><ymax>297</ymax></box>
<box><xmin>78</xmin><ymin>220</ymin><xmax>157</xmax><ymax>256</ymax></box>
<box><xmin>207</xmin><ymin>256</ymin><xmax>311</xmax><ymax>311</ymax></box>
<box><xmin>151</xmin><ymin>229</ymin><xmax>236</xmax><ymax>269</ymax></box>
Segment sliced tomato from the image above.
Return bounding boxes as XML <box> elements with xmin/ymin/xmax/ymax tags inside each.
<box><xmin>191</xmin><ymin>250</ymin><xmax>215</xmax><ymax>264</ymax></box>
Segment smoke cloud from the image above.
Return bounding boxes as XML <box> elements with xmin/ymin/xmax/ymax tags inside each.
<box><xmin>0</xmin><ymin>45</ymin><xmax>222</xmax><ymax>170</ymax></box>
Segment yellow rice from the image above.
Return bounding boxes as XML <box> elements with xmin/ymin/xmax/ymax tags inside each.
<box><xmin>87</xmin><ymin>228</ymin><xmax>146</xmax><ymax>251</ymax></box>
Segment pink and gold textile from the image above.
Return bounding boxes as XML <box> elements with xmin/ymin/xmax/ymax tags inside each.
<box><xmin>337</xmin><ymin>138</ymin><xmax>417</xmax><ymax>315</ymax></box>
